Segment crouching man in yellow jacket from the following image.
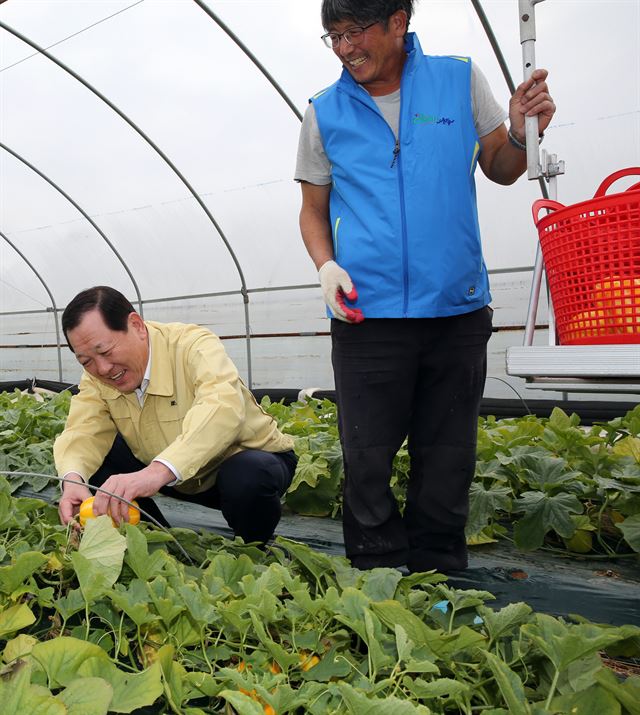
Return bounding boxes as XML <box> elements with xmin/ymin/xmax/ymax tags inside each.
<box><xmin>55</xmin><ymin>285</ymin><xmax>297</xmax><ymax>543</ymax></box>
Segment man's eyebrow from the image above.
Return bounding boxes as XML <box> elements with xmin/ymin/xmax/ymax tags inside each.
<box><xmin>76</xmin><ymin>341</ymin><xmax>107</xmax><ymax>357</ymax></box>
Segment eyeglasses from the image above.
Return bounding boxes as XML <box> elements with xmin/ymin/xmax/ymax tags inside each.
<box><xmin>321</xmin><ymin>22</ymin><xmax>379</xmax><ymax>49</ymax></box>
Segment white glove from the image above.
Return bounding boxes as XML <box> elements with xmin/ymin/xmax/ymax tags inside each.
<box><xmin>318</xmin><ymin>260</ymin><xmax>364</xmax><ymax>323</ymax></box>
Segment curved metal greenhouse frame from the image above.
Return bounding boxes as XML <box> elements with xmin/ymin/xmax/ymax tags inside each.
<box><xmin>1</xmin><ymin>141</ymin><xmax>144</xmax><ymax>315</ymax></box>
<box><xmin>0</xmin><ymin>17</ymin><xmax>255</xmax><ymax>384</ymax></box>
<box><xmin>0</xmin><ymin>0</ymin><xmax>589</xmax><ymax>388</ymax></box>
<box><xmin>0</xmin><ymin>229</ymin><xmax>63</xmax><ymax>381</ymax></box>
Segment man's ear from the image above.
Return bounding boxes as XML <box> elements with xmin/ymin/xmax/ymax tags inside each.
<box><xmin>128</xmin><ymin>312</ymin><xmax>147</xmax><ymax>339</ymax></box>
<box><xmin>391</xmin><ymin>9</ymin><xmax>408</xmax><ymax>36</ymax></box>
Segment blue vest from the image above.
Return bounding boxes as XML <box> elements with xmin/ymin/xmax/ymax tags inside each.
<box><xmin>312</xmin><ymin>33</ymin><xmax>491</xmax><ymax>318</ymax></box>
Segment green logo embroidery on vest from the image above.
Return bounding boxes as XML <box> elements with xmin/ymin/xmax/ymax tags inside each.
<box><xmin>412</xmin><ymin>113</ymin><xmax>455</xmax><ymax>126</ymax></box>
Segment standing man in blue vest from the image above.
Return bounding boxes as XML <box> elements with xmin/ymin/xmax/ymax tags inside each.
<box><xmin>296</xmin><ymin>0</ymin><xmax>555</xmax><ymax>572</ymax></box>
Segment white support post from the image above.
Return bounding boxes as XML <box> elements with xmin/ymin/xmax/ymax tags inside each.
<box><xmin>518</xmin><ymin>0</ymin><xmax>544</xmax><ymax>180</ymax></box>
<box><xmin>518</xmin><ymin>0</ymin><xmax>565</xmax><ymax>348</ymax></box>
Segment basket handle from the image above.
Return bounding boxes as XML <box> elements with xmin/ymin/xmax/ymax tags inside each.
<box><xmin>532</xmin><ymin>198</ymin><xmax>565</xmax><ymax>225</ymax></box>
<box><xmin>593</xmin><ymin>167</ymin><xmax>640</xmax><ymax>197</ymax></box>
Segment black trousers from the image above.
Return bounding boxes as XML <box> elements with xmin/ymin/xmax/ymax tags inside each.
<box><xmin>331</xmin><ymin>307</ymin><xmax>492</xmax><ymax>573</ymax></box>
<box><xmin>89</xmin><ymin>435</ymin><xmax>297</xmax><ymax>544</ymax></box>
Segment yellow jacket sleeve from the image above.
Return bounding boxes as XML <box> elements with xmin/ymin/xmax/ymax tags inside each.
<box><xmin>53</xmin><ymin>373</ymin><xmax>118</xmax><ymax>480</ymax></box>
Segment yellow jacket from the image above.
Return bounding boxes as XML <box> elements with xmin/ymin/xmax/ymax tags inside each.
<box><xmin>54</xmin><ymin>321</ymin><xmax>294</xmax><ymax>494</ymax></box>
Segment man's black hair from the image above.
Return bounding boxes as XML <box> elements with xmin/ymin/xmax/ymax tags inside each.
<box><xmin>62</xmin><ymin>286</ymin><xmax>135</xmax><ymax>350</ymax></box>
<box><xmin>321</xmin><ymin>0</ymin><xmax>414</xmax><ymax>30</ymax></box>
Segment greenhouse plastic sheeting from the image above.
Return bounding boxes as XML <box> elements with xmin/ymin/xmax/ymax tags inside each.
<box><xmin>1</xmin><ymin>1</ymin><xmax>639</xmax><ymax>399</ymax></box>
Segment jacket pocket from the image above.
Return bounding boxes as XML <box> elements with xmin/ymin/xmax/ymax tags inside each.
<box><xmin>108</xmin><ymin>399</ymin><xmax>134</xmax><ymax>424</ymax></box>
<box><xmin>155</xmin><ymin>399</ymin><xmax>184</xmax><ymax>423</ymax></box>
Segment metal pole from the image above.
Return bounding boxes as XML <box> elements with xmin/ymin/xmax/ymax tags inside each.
<box><xmin>1</xmin><ymin>142</ymin><xmax>144</xmax><ymax>317</ymax></box>
<box><xmin>517</xmin><ymin>0</ymin><xmax>564</xmax><ymax>347</ymax></box>
<box><xmin>519</xmin><ymin>0</ymin><xmax>544</xmax><ymax>346</ymax></box>
<box><xmin>518</xmin><ymin>0</ymin><xmax>545</xmax><ymax>180</ymax></box>
<box><xmin>0</xmin><ymin>21</ymin><xmax>253</xmax><ymax>387</ymax></box>
<box><xmin>471</xmin><ymin>0</ymin><xmax>551</xmax><ymax>208</ymax></box>
<box><xmin>192</xmin><ymin>0</ymin><xmax>303</xmax><ymax>123</ymax></box>
<box><xmin>0</xmin><ymin>230</ymin><xmax>64</xmax><ymax>381</ymax></box>
<box><xmin>523</xmin><ymin>245</ymin><xmax>544</xmax><ymax>346</ymax></box>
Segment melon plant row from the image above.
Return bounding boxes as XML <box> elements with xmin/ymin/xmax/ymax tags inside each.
<box><xmin>263</xmin><ymin>397</ymin><xmax>640</xmax><ymax>557</ymax></box>
<box><xmin>0</xmin><ymin>481</ymin><xmax>638</xmax><ymax>714</ymax></box>
<box><xmin>1</xmin><ymin>388</ymin><xmax>639</xmax><ymax>557</ymax></box>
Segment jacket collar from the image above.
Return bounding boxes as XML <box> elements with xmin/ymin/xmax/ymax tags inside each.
<box><xmin>145</xmin><ymin>322</ymin><xmax>174</xmax><ymax>397</ymax></box>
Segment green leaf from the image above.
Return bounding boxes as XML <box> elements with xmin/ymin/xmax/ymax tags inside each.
<box><xmin>371</xmin><ymin>599</ymin><xmax>438</xmax><ymax>648</ymax></box>
<box><xmin>124</xmin><ymin>523</ymin><xmax>166</xmax><ymax>580</ymax></box>
<box><xmin>157</xmin><ymin>644</ymin><xmax>186</xmax><ymax>713</ymax></box>
<box><xmin>594</xmin><ymin>669</ymin><xmax>640</xmax><ymax>715</ymax></box>
<box><xmin>466</xmin><ymin>483</ymin><xmax>512</xmax><ymax>538</ymax></box>
<box><xmin>336</xmin><ymin>681</ymin><xmax>432</xmax><ymax>714</ymax></box>
<box><xmin>3</xmin><ymin>633</ymin><xmax>38</xmax><ymax>663</ymax></box>
<box><xmin>553</xmin><ymin>685</ymin><xmax>621</xmax><ymax>714</ymax></box>
<box><xmin>276</xmin><ymin>537</ymin><xmax>335</xmax><ymax>585</ymax></box>
<box><xmin>299</xmin><ymin>644</ymin><xmax>354</xmax><ymax>682</ymax></box>
<box><xmin>479</xmin><ymin>602</ymin><xmax>533</xmax><ymax>645</ymax></box>
<box><xmin>71</xmin><ymin>552</ymin><xmax>114</xmax><ymax>604</ymax></box>
<box><xmin>482</xmin><ymin>651</ymin><xmax>530</xmax><ymax>715</ymax></box>
<box><xmin>394</xmin><ymin>624</ymin><xmax>413</xmax><ymax>663</ymax></box>
<box><xmin>403</xmin><ymin>675</ymin><xmax>471</xmax><ymax>701</ymax></box>
<box><xmin>71</xmin><ymin>516</ymin><xmax>127</xmax><ymax>603</ymax></box>
<box><xmin>179</xmin><ymin>583</ymin><xmax>218</xmax><ymax>624</ymax></box>
<box><xmin>248</xmin><ymin>612</ymin><xmax>299</xmax><ymax>672</ymax></box>
<box><xmin>363</xmin><ymin>607</ymin><xmax>394</xmax><ymax>673</ymax></box>
<box><xmin>285</xmin><ymin>452</ymin><xmax>340</xmax><ymax>516</ymax></box>
<box><xmin>77</xmin><ymin>656</ymin><xmax>164</xmax><ymax>713</ymax></box>
<box><xmin>58</xmin><ymin>677</ymin><xmax>113</xmax><ymax>715</ymax></box>
<box><xmin>79</xmin><ymin>515</ymin><xmax>127</xmax><ymax>581</ymax></box>
<box><xmin>54</xmin><ymin>587</ymin><xmax>86</xmax><ymax>621</ymax></box>
<box><xmin>109</xmin><ymin>580</ymin><xmax>156</xmax><ymax>626</ymax></box>
<box><xmin>0</xmin><ymin>551</ymin><xmax>48</xmax><ymax>594</ymax></box>
<box><xmin>513</xmin><ymin>491</ymin><xmax>583</xmax><ymax>550</ymax></box>
<box><xmin>548</xmin><ymin>407</ymin><xmax>577</xmax><ymax>431</ymax></box>
<box><xmin>218</xmin><ymin>690</ymin><xmax>264</xmax><ymax>715</ymax></box>
<box><xmin>205</xmin><ymin>553</ymin><xmax>256</xmax><ymax>596</ymax></box>
<box><xmin>612</xmin><ymin>436</ymin><xmax>640</xmax><ymax>462</ymax></box>
<box><xmin>32</xmin><ymin>637</ymin><xmax>111</xmax><ymax>688</ymax></box>
<box><xmin>519</xmin><ymin>454</ymin><xmax>583</xmax><ymax>493</ymax></box>
<box><xmin>360</xmin><ymin>568</ymin><xmax>403</xmax><ymax>602</ymax></box>
<box><xmin>0</xmin><ymin>659</ymin><xmax>65</xmax><ymax>715</ymax></box>
<box><xmin>616</xmin><ymin>513</ymin><xmax>640</xmax><ymax>551</ymax></box>
<box><xmin>0</xmin><ymin>602</ymin><xmax>36</xmax><ymax>638</ymax></box>
<box><xmin>522</xmin><ymin>614</ymin><xmax>634</xmax><ymax>672</ymax></box>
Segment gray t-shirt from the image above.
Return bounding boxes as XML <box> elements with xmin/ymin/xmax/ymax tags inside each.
<box><xmin>295</xmin><ymin>62</ymin><xmax>507</xmax><ymax>185</ymax></box>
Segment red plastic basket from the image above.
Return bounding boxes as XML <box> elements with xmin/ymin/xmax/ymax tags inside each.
<box><xmin>532</xmin><ymin>167</ymin><xmax>640</xmax><ymax>345</ymax></box>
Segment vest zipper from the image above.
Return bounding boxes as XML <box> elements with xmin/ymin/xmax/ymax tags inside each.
<box><xmin>390</xmin><ymin>139</ymin><xmax>400</xmax><ymax>168</ymax></box>
<box><xmin>396</xmin><ymin>142</ymin><xmax>410</xmax><ymax>317</ymax></box>
<box><xmin>351</xmin><ymin>89</ymin><xmax>410</xmax><ymax>315</ymax></box>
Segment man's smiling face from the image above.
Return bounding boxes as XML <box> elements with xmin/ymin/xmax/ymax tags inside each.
<box><xmin>329</xmin><ymin>11</ymin><xmax>407</xmax><ymax>95</ymax></box>
<box><xmin>67</xmin><ymin>308</ymin><xmax>149</xmax><ymax>393</ymax></box>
